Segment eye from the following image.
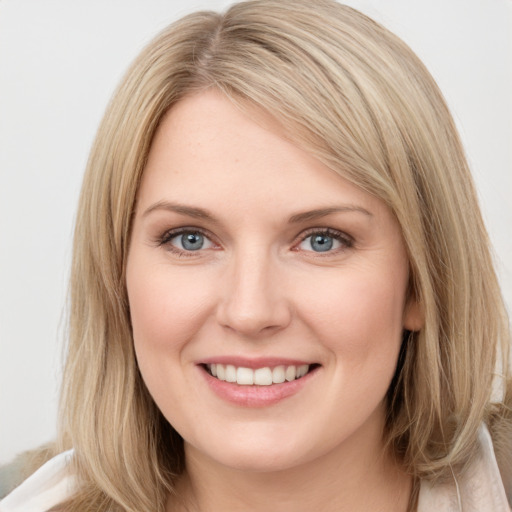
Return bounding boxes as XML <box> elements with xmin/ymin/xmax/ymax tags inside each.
<box><xmin>160</xmin><ymin>229</ymin><xmax>216</xmax><ymax>253</ymax></box>
<box><xmin>297</xmin><ymin>229</ymin><xmax>352</xmax><ymax>253</ymax></box>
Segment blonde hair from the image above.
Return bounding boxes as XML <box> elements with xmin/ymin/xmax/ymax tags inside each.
<box><xmin>51</xmin><ymin>1</ymin><xmax>510</xmax><ymax>510</ymax></box>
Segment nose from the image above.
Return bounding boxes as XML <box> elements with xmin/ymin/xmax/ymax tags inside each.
<box><xmin>216</xmin><ymin>248</ymin><xmax>292</xmax><ymax>338</ymax></box>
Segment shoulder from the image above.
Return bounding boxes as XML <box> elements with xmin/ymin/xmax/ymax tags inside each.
<box><xmin>418</xmin><ymin>424</ymin><xmax>511</xmax><ymax>511</ymax></box>
<box><xmin>0</xmin><ymin>450</ymin><xmax>76</xmax><ymax>512</ymax></box>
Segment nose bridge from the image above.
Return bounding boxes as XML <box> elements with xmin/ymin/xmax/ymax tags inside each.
<box><xmin>217</xmin><ymin>243</ymin><xmax>290</xmax><ymax>336</ymax></box>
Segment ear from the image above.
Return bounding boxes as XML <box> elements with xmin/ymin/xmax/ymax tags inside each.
<box><xmin>403</xmin><ymin>297</ymin><xmax>424</xmax><ymax>332</ymax></box>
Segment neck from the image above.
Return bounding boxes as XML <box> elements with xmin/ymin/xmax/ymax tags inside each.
<box><xmin>168</xmin><ymin>413</ymin><xmax>412</xmax><ymax>512</ymax></box>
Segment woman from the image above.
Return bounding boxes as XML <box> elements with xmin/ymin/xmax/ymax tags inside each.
<box><xmin>1</xmin><ymin>0</ymin><xmax>510</xmax><ymax>510</ymax></box>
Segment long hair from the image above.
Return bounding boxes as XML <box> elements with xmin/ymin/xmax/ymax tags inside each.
<box><xmin>51</xmin><ymin>1</ymin><xmax>510</xmax><ymax>510</ymax></box>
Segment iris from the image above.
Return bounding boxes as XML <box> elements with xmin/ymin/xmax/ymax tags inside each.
<box><xmin>310</xmin><ymin>234</ymin><xmax>333</xmax><ymax>252</ymax></box>
<box><xmin>181</xmin><ymin>232</ymin><xmax>204</xmax><ymax>251</ymax></box>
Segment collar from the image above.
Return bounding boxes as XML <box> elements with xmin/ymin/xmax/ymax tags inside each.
<box><xmin>418</xmin><ymin>424</ymin><xmax>511</xmax><ymax>511</ymax></box>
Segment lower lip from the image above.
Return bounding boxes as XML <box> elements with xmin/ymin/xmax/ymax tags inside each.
<box><xmin>200</xmin><ymin>366</ymin><xmax>319</xmax><ymax>407</ymax></box>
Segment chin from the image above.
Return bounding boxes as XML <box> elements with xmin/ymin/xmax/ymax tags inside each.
<box><xmin>186</xmin><ymin>432</ymin><xmax>316</xmax><ymax>473</ymax></box>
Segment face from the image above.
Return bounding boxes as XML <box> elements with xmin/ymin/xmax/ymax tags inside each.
<box><xmin>127</xmin><ymin>91</ymin><xmax>421</xmax><ymax>473</ymax></box>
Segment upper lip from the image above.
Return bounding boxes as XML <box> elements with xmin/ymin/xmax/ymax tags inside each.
<box><xmin>198</xmin><ymin>356</ymin><xmax>317</xmax><ymax>369</ymax></box>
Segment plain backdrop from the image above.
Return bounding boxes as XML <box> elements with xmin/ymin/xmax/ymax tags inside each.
<box><xmin>0</xmin><ymin>0</ymin><xmax>511</xmax><ymax>464</ymax></box>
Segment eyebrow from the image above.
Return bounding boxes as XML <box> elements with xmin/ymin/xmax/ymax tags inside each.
<box><xmin>142</xmin><ymin>201</ymin><xmax>372</xmax><ymax>224</ymax></box>
<box><xmin>142</xmin><ymin>201</ymin><xmax>219</xmax><ymax>222</ymax></box>
<box><xmin>288</xmin><ymin>206</ymin><xmax>372</xmax><ymax>223</ymax></box>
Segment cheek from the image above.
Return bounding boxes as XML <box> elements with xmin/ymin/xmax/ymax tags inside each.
<box><xmin>126</xmin><ymin>260</ymin><xmax>214</xmax><ymax>360</ymax></box>
<box><xmin>300</xmin><ymin>267</ymin><xmax>407</xmax><ymax>361</ymax></box>
<box><xmin>126</xmin><ymin>260</ymin><xmax>218</xmax><ymax>424</ymax></box>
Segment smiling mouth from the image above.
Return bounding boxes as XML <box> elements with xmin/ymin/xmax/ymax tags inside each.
<box><xmin>204</xmin><ymin>363</ymin><xmax>319</xmax><ymax>386</ymax></box>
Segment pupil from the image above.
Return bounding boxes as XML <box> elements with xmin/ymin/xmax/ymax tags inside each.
<box><xmin>182</xmin><ymin>233</ymin><xmax>203</xmax><ymax>250</ymax></box>
<box><xmin>312</xmin><ymin>234</ymin><xmax>333</xmax><ymax>252</ymax></box>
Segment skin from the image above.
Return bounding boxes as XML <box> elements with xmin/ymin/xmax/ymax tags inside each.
<box><xmin>126</xmin><ymin>90</ymin><xmax>422</xmax><ymax>511</ymax></box>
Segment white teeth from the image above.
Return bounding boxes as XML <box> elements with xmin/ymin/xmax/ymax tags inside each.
<box><xmin>236</xmin><ymin>367</ymin><xmax>254</xmax><ymax>385</ymax></box>
<box><xmin>297</xmin><ymin>364</ymin><xmax>309</xmax><ymax>378</ymax></box>
<box><xmin>225</xmin><ymin>365</ymin><xmax>237</xmax><ymax>383</ymax></box>
<box><xmin>207</xmin><ymin>363</ymin><xmax>311</xmax><ymax>385</ymax></box>
<box><xmin>285</xmin><ymin>366</ymin><xmax>296</xmax><ymax>381</ymax></box>
<box><xmin>216</xmin><ymin>364</ymin><xmax>225</xmax><ymax>381</ymax></box>
<box><xmin>272</xmin><ymin>365</ymin><xmax>286</xmax><ymax>384</ymax></box>
<box><xmin>254</xmin><ymin>367</ymin><xmax>273</xmax><ymax>386</ymax></box>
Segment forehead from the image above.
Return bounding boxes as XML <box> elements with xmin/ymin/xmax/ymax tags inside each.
<box><xmin>138</xmin><ymin>90</ymin><xmax>388</xmax><ymax>219</ymax></box>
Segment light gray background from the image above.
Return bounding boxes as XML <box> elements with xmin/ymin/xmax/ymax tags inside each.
<box><xmin>1</xmin><ymin>0</ymin><xmax>511</xmax><ymax>464</ymax></box>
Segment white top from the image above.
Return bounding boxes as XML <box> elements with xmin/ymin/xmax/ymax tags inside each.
<box><xmin>0</xmin><ymin>450</ymin><xmax>75</xmax><ymax>512</ymax></box>
<box><xmin>1</xmin><ymin>425</ymin><xmax>510</xmax><ymax>512</ymax></box>
<box><xmin>417</xmin><ymin>424</ymin><xmax>511</xmax><ymax>511</ymax></box>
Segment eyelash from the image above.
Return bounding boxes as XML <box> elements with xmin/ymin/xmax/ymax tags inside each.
<box><xmin>157</xmin><ymin>227</ymin><xmax>217</xmax><ymax>257</ymax></box>
<box><xmin>295</xmin><ymin>228</ymin><xmax>354</xmax><ymax>254</ymax></box>
<box><xmin>156</xmin><ymin>226</ymin><xmax>354</xmax><ymax>256</ymax></box>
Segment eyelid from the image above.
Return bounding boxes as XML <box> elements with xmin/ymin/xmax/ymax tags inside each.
<box><xmin>157</xmin><ymin>226</ymin><xmax>220</xmax><ymax>254</ymax></box>
<box><xmin>293</xmin><ymin>227</ymin><xmax>354</xmax><ymax>252</ymax></box>
<box><xmin>154</xmin><ymin>225</ymin><xmax>353</xmax><ymax>256</ymax></box>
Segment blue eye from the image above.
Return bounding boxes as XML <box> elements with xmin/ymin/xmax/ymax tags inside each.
<box><xmin>166</xmin><ymin>231</ymin><xmax>214</xmax><ymax>252</ymax></box>
<box><xmin>180</xmin><ymin>232</ymin><xmax>204</xmax><ymax>251</ymax></box>
<box><xmin>310</xmin><ymin>234</ymin><xmax>334</xmax><ymax>252</ymax></box>
<box><xmin>298</xmin><ymin>230</ymin><xmax>350</xmax><ymax>253</ymax></box>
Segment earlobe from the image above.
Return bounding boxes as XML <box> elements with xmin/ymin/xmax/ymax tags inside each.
<box><xmin>403</xmin><ymin>298</ymin><xmax>424</xmax><ymax>332</ymax></box>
